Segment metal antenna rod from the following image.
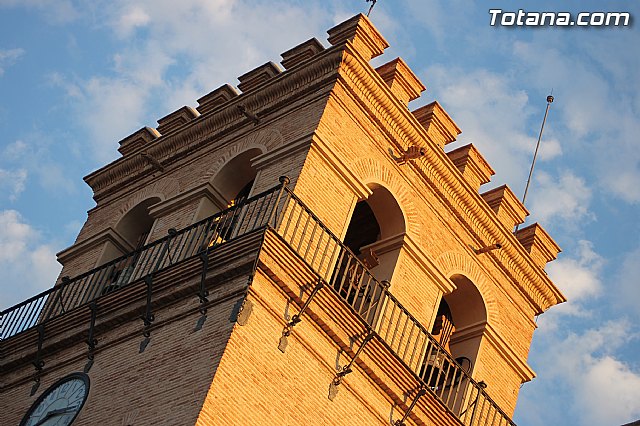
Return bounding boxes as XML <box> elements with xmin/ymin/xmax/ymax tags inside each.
<box><xmin>516</xmin><ymin>94</ymin><xmax>554</xmax><ymax>232</ymax></box>
<box><xmin>366</xmin><ymin>0</ymin><xmax>377</xmax><ymax>17</ymax></box>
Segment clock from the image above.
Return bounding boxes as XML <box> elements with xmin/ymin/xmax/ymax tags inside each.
<box><xmin>20</xmin><ymin>372</ymin><xmax>90</xmax><ymax>426</ymax></box>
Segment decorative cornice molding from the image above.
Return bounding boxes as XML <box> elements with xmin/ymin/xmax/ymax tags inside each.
<box><xmin>57</xmin><ymin>227</ymin><xmax>133</xmax><ymax>266</ymax></box>
<box><xmin>335</xmin><ymin>43</ymin><xmax>564</xmax><ymax>313</ymax></box>
<box><xmin>83</xmin><ymin>49</ymin><xmax>344</xmax><ymax>202</ymax></box>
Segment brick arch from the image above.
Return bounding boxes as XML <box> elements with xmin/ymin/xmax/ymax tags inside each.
<box><xmin>350</xmin><ymin>158</ymin><xmax>421</xmax><ymax>238</ymax></box>
<box><xmin>435</xmin><ymin>251</ymin><xmax>500</xmax><ymax>327</ymax></box>
<box><xmin>112</xmin><ymin>177</ymin><xmax>180</xmax><ymax>225</ymax></box>
<box><xmin>201</xmin><ymin>128</ymin><xmax>282</xmax><ymax>184</ymax></box>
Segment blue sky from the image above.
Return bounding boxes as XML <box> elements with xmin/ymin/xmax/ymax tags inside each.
<box><xmin>1</xmin><ymin>1</ymin><xmax>638</xmax><ymax>424</ymax></box>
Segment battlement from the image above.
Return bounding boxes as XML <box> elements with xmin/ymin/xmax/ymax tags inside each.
<box><xmin>1</xmin><ymin>14</ymin><xmax>568</xmax><ymax>426</ymax></box>
<box><xmin>87</xmin><ymin>13</ymin><xmax>563</xmax><ymax>318</ymax></box>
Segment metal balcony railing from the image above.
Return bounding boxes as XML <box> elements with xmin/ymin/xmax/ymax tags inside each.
<box><xmin>0</xmin><ymin>178</ymin><xmax>515</xmax><ymax>426</ymax></box>
<box><xmin>0</xmin><ymin>184</ymin><xmax>285</xmax><ymax>340</ymax></box>
<box><xmin>275</xmin><ymin>186</ymin><xmax>516</xmax><ymax>426</ymax></box>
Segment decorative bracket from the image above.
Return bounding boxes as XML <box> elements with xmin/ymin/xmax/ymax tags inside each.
<box><xmin>388</xmin><ymin>146</ymin><xmax>426</xmax><ymax>165</ymax></box>
<box><xmin>236</xmin><ymin>298</ymin><xmax>254</xmax><ymax>326</ymax></box>
<box><xmin>237</xmin><ymin>104</ymin><xmax>260</xmax><ymax>125</ymax></box>
<box><xmin>393</xmin><ymin>387</ymin><xmax>427</xmax><ymax>425</ymax></box>
<box><xmin>194</xmin><ymin>251</ymin><xmax>210</xmax><ymax>331</ymax></box>
<box><xmin>84</xmin><ymin>302</ymin><xmax>98</xmax><ymax>373</ymax></box>
<box><xmin>278</xmin><ymin>280</ymin><xmax>324</xmax><ymax>353</ymax></box>
<box><xmin>30</xmin><ymin>324</ymin><xmax>45</xmax><ymax>396</ymax></box>
<box><xmin>139</xmin><ymin>275</ymin><xmax>155</xmax><ymax>353</ymax></box>
<box><xmin>328</xmin><ymin>330</ymin><xmax>374</xmax><ymax>401</ymax></box>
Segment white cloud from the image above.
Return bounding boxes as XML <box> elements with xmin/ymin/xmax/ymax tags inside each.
<box><xmin>1</xmin><ymin>138</ymin><xmax>76</xmax><ymax>196</ymax></box>
<box><xmin>512</xmin><ymin>33</ymin><xmax>640</xmax><ymax>204</ymax></box>
<box><xmin>526</xmin><ymin>321</ymin><xmax>640</xmax><ymax>426</ymax></box>
<box><xmin>0</xmin><ymin>168</ymin><xmax>27</xmax><ymax>201</ymax></box>
<box><xmin>528</xmin><ymin>170</ymin><xmax>594</xmax><ymax>225</ymax></box>
<box><xmin>0</xmin><ymin>210</ymin><xmax>61</xmax><ymax>308</ymax></box>
<box><xmin>545</xmin><ymin>240</ymin><xmax>603</xmax><ymax>317</ymax></box>
<box><xmin>0</xmin><ymin>47</ymin><xmax>24</xmax><ymax>76</ymax></box>
<box><xmin>114</xmin><ymin>5</ymin><xmax>151</xmax><ymax>38</ymax></box>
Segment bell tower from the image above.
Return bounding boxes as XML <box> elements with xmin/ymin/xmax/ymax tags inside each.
<box><xmin>1</xmin><ymin>14</ymin><xmax>564</xmax><ymax>426</ymax></box>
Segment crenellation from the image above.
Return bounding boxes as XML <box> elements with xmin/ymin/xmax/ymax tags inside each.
<box><xmin>196</xmin><ymin>84</ymin><xmax>239</xmax><ymax>115</ymax></box>
<box><xmin>237</xmin><ymin>61</ymin><xmax>282</xmax><ymax>93</ymax></box>
<box><xmin>411</xmin><ymin>101</ymin><xmax>461</xmax><ymax>148</ymax></box>
<box><xmin>156</xmin><ymin>105</ymin><xmax>200</xmax><ymax>135</ymax></box>
<box><xmin>117</xmin><ymin>126</ymin><xmax>160</xmax><ymax>157</ymax></box>
<box><xmin>2</xmin><ymin>14</ymin><xmax>566</xmax><ymax>426</ymax></box>
<box><xmin>516</xmin><ymin>223</ymin><xmax>561</xmax><ymax>269</ymax></box>
<box><xmin>446</xmin><ymin>143</ymin><xmax>495</xmax><ymax>191</ymax></box>
<box><xmin>374</xmin><ymin>58</ymin><xmax>425</xmax><ymax>106</ymax></box>
<box><xmin>481</xmin><ymin>185</ymin><xmax>529</xmax><ymax>231</ymax></box>
<box><xmin>281</xmin><ymin>38</ymin><xmax>325</xmax><ymax>70</ymax></box>
<box><xmin>327</xmin><ymin>14</ymin><xmax>389</xmax><ymax>61</ymax></box>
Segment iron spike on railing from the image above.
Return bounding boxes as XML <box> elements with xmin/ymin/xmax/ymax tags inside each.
<box><xmin>278</xmin><ymin>279</ymin><xmax>324</xmax><ymax>353</ymax></box>
<box><xmin>328</xmin><ymin>330</ymin><xmax>374</xmax><ymax>401</ymax></box>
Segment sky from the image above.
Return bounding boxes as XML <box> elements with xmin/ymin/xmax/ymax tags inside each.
<box><xmin>0</xmin><ymin>1</ymin><xmax>638</xmax><ymax>424</ymax></box>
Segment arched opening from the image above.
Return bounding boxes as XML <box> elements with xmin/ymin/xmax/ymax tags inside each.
<box><xmin>342</xmin><ymin>184</ymin><xmax>405</xmax><ymax>282</ymax></box>
<box><xmin>440</xmin><ymin>275</ymin><xmax>487</xmax><ymax>370</ymax></box>
<box><xmin>419</xmin><ymin>276</ymin><xmax>485</xmax><ymax>411</ymax></box>
<box><xmin>194</xmin><ymin>148</ymin><xmax>261</xmax><ymax>222</ymax></box>
<box><xmin>115</xmin><ymin>198</ymin><xmax>160</xmax><ymax>250</ymax></box>
<box><xmin>99</xmin><ymin>197</ymin><xmax>161</xmax><ymax>293</ymax></box>
<box><xmin>331</xmin><ymin>185</ymin><xmax>404</xmax><ymax>325</ymax></box>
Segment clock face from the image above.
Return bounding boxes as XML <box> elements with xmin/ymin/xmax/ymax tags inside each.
<box><xmin>21</xmin><ymin>373</ymin><xmax>90</xmax><ymax>426</ymax></box>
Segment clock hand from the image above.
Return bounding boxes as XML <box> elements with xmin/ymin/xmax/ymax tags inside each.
<box><xmin>33</xmin><ymin>407</ymin><xmax>77</xmax><ymax>426</ymax></box>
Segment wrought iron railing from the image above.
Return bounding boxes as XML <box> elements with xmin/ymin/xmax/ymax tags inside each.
<box><xmin>274</xmin><ymin>186</ymin><xmax>516</xmax><ymax>426</ymax></box>
<box><xmin>0</xmin><ymin>184</ymin><xmax>286</xmax><ymax>340</ymax></box>
<box><xmin>1</xmin><ymin>178</ymin><xmax>514</xmax><ymax>425</ymax></box>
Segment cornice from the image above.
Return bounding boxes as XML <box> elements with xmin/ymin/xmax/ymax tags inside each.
<box><xmin>335</xmin><ymin>43</ymin><xmax>564</xmax><ymax>313</ymax></box>
<box><xmin>57</xmin><ymin>227</ymin><xmax>133</xmax><ymax>266</ymax></box>
<box><xmin>84</xmin><ymin>48</ymin><xmax>345</xmax><ymax>202</ymax></box>
<box><xmin>147</xmin><ymin>182</ymin><xmax>223</xmax><ymax>219</ymax></box>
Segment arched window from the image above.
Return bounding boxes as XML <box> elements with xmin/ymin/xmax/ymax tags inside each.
<box><xmin>99</xmin><ymin>197</ymin><xmax>160</xmax><ymax>293</ymax></box>
<box><xmin>115</xmin><ymin>198</ymin><xmax>160</xmax><ymax>250</ymax></box>
<box><xmin>342</xmin><ymin>184</ymin><xmax>405</xmax><ymax>282</ymax></box>
<box><xmin>194</xmin><ymin>148</ymin><xmax>261</xmax><ymax>222</ymax></box>
<box><xmin>440</xmin><ymin>275</ymin><xmax>487</xmax><ymax>370</ymax></box>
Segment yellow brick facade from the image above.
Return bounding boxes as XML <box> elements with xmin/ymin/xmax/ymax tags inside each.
<box><xmin>1</xmin><ymin>13</ymin><xmax>564</xmax><ymax>426</ymax></box>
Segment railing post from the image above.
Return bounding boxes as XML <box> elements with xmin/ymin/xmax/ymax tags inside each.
<box><xmin>267</xmin><ymin>175</ymin><xmax>290</xmax><ymax>228</ymax></box>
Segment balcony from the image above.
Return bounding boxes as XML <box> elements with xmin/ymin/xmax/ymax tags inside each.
<box><xmin>0</xmin><ymin>178</ymin><xmax>515</xmax><ymax>426</ymax></box>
